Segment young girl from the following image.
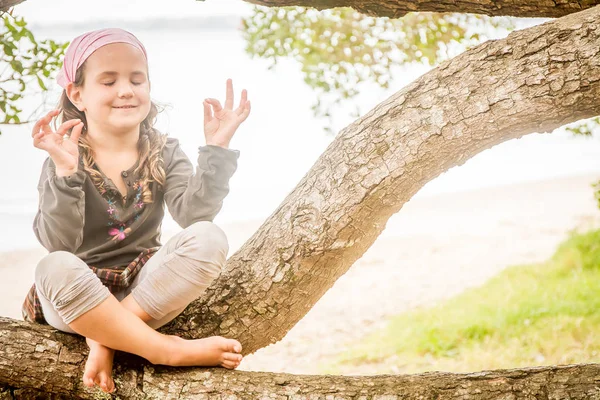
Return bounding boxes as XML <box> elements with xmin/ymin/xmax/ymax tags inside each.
<box><xmin>22</xmin><ymin>28</ymin><xmax>251</xmax><ymax>394</ymax></box>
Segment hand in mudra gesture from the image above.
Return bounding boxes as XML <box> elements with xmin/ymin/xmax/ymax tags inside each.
<box><xmin>32</xmin><ymin>109</ymin><xmax>84</xmax><ymax>176</ymax></box>
<box><xmin>203</xmin><ymin>78</ymin><xmax>251</xmax><ymax>148</ymax></box>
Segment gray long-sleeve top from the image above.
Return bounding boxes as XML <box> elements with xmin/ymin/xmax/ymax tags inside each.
<box><xmin>33</xmin><ymin>137</ymin><xmax>239</xmax><ymax>269</ymax></box>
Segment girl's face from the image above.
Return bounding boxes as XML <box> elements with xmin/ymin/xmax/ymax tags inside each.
<box><xmin>70</xmin><ymin>42</ymin><xmax>151</xmax><ymax>136</ymax></box>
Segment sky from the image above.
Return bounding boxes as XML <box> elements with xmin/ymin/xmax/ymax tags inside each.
<box><xmin>14</xmin><ymin>0</ymin><xmax>254</xmax><ymax>23</ymax></box>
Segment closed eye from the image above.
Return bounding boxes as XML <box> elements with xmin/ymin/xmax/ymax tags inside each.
<box><xmin>102</xmin><ymin>82</ymin><xmax>144</xmax><ymax>86</ymax></box>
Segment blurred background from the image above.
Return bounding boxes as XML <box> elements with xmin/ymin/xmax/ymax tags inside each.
<box><xmin>1</xmin><ymin>0</ymin><xmax>599</xmax><ymax>376</ymax></box>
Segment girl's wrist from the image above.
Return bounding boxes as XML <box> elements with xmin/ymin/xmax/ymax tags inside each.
<box><xmin>56</xmin><ymin>166</ymin><xmax>78</xmax><ymax>177</ymax></box>
<box><xmin>206</xmin><ymin>141</ymin><xmax>230</xmax><ymax>149</ymax></box>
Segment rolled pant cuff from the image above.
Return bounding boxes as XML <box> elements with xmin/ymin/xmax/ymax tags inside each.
<box><xmin>131</xmin><ymin>288</ymin><xmax>165</xmax><ymax>321</ymax></box>
<box><xmin>58</xmin><ymin>274</ymin><xmax>112</xmax><ymax>325</ymax></box>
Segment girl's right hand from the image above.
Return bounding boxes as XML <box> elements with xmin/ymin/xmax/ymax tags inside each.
<box><xmin>32</xmin><ymin>110</ymin><xmax>85</xmax><ymax>177</ymax></box>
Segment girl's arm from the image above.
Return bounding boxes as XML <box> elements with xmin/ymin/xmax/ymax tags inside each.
<box><xmin>163</xmin><ymin>138</ymin><xmax>239</xmax><ymax>228</ymax></box>
<box><xmin>33</xmin><ymin>157</ymin><xmax>86</xmax><ymax>252</ymax></box>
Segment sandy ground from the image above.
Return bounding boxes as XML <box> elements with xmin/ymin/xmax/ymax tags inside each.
<box><xmin>1</xmin><ymin>173</ymin><xmax>599</xmax><ymax>375</ymax></box>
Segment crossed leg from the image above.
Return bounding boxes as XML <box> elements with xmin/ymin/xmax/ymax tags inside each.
<box><xmin>35</xmin><ymin>221</ymin><xmax>243</xmax><ymax>394</ymax></box>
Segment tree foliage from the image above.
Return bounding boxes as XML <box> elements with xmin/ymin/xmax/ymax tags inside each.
<box><xmin>241</xmin><ymin>6</ymin><xmax>600</xmax><ymax>202</ymax></box>
<box><xmin>0</xmin><ymin>12</ymin><xmax>67</xmax><ymax>134</ymax></box>
<box><xmin>242</xmin><ymin>7</ymin><xmax>517</xmax><ymax>128</ymax></box>
<box><xmin>565</xmin><ymin>116</ymin><xmax>600</xmax><ymax>137</ymax></box>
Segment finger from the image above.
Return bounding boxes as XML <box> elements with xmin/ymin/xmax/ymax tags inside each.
<box><xmin>206</xmin><ymin>98</ymin><xmax>223</xmax><ymax>113</ymax></box>
<box><xmin>33</xmin><ymin>130</ymin><xmax>48</xmax><ymax>146</ymax></box>
<box><xmin>234</xmin><ymin>89</ymin><xmax>248</xmax><ymax>115</ymax></box>
<box><xmin>41</xmin><ymin>109</ymin><xmax>60</xmax><ymax>134</ymax></box>
<box><xmin>33</xmin><ymin>130</ymin><xmax>55</xmax><ymax>151</ymax></box>
<box><xmin>224</xmin><ymin>78</ymin><xmax>234</xmax><ymax>110</ymax></box>
<box><xmin>33</xmin><ymin>132</ymin><xmax>46</xmax><ymax>150</ymax></box>
<box><xmin>31</xmin><ymin>109</ymin><xmax>59</xmax><ymax>137</ymax></box>
<box><xmin>203</xmin><ymin>101</ymin><xmax>213</xmax><ymax>124</ymax></box>
<box><xmin>57</xmin><ymin>119</ymin><xmax>82</xmax><ymax>136</ymax></box>
<box><xmin>237</xmin><ymin>101</ymin><xmax>251</xmax><ymax>121</ymax></box>
<box><xmin>69</xmin><ymin>122</ymin><xmax>84</xmax><ymax>143</ymax></box>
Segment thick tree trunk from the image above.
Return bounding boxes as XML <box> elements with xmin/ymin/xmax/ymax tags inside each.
<box><xmin>2</xmin><ymin>317</ymin><xmax>600</xmax><ymax>399</ymax></box>
<box><xmin>1</xmin><ymin>3</ymin><xmax>599</xmax><ymax>399</ymax></box>
<box><xmin>243</xmin><ymin>0</ymin><xmax>600</xmax><ymax>18</ymax></box>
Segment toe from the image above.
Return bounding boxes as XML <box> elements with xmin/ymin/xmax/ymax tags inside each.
<box><xmin>82</xmin><ymin>370</ymin><xmax>96</xmax><ymax>388</ymax></box>
<box><xmin>100</xmin><ymin>381</ymin><xmax>108</xmax><ymax>392</ymax></box>
<box><xmin>224</xmin><ymin>353</ymin><xmax>243</xmax><ymax>362</ymax></box>
<box><xmin>226</xmin><ymin>339</ymin><xmax>242</xmax><ymax>353</ymax></box>
<box><xmin>99</xmin><ymin>373</ymin><xmax>113</xmax><ymax>393</ymax></box>
<box><xmin>108</xmin><ymin>378</ymin><xmax>116</xmax><ymax>393</ymax></box>
<box><xmin>82</xmin><ymin>375</ymin><xmax>95</xmax><ymax>388</ymax></box>
<box><xmin>222</xmin><ymin>360</ymin><xmax>237</xmax><ymax>369</ymax></box>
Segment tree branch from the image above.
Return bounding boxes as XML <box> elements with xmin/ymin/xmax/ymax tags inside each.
<box><xmin>2</xmin><ymin>317</ymin><xmax>600</xmax><ymax>399</ymax></box>
<box><xmin>2</xmin><ymin>0</ymin><xmax>600</xmax><ymax>18</ymax></box>
<box><xmin>0</xmin><ymin>0</ymin><xmax>24</xmax><ymax>13</ymax></box>
<box><xmin>158</xmin><ymin>5</ymin><xmax>600</xmax><ymax>356</ymax></box>
<box><xmin>243</xmin><ymin>0</ymin><xmax>600</xmax><ymax>18</ymax></box>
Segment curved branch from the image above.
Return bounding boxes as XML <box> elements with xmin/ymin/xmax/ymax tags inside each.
<box><xmin>161</xmin><ymin>5</ymin><xmax>600</xmax><ymax>355</ymax></box>
<box><xmin>244</xmin><ymin>0</ymin><xmax>600</xmax><ymax>18</ymax></box>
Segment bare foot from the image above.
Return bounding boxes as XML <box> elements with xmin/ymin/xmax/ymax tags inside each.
<box><xmin>83</xmin><ymin>337</ymin><xmax>116</xmax><ymax>393</ymax></box>
<box><xmin>166</xmin><ymin>335</ymin><xmax>243</xmax><ymax>369</ymax></box>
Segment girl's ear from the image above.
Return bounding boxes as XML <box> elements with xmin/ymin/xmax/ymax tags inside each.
<box><xmin>66</xmin><ymin>82</ymin><xmax>85</xmax><ymax>112</ymax></box>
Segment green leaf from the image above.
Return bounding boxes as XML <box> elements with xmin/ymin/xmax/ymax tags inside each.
<box><xmin>36</xmin><ymin>75</ymin><xmax>47</xmax><ymax>90</ymax></box>
<box><xmin>0</xmin><ymin>15</ymin><xmax>68</xmax><ymax>131</ymax></box>
<box><xmin>10</xmin><ymin>60</ymin><xmax>23</xmax><ymax>74</ymax></box>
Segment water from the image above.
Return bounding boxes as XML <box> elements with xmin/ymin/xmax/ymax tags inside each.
<box><xmin>0</xmin><ymin>21</ymin><xmax>599</xmax><ymax>252</ymax></box>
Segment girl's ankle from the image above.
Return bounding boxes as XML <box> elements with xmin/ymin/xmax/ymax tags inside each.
<box><xmin>86</xmin><ymin>337</ymin><xmax>114</xmax><ymax>354</ymax></box>
<box><xmin>155</xmin><ymin>335</ymin><xmax>184</xmax><ymax>366</ymax></box>
<box><xmin>85</xmin><ymin>337</ymin><xmax>99</xmax><ymax>348</ymax></box>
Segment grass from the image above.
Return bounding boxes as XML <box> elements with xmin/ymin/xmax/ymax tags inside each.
<box><xmin>319</xmin><ymin>228</ymin><xmax>600</xmax><ymax>375</ymax></box>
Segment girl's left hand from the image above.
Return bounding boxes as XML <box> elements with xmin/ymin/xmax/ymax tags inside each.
<box><xmin>203</xmin><ymin>79</ymin><xmax>251</xmax><ymax>149</ymax></box>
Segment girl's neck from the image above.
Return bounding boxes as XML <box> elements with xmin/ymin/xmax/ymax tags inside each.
<box><xmin>86</xmin><ymin>126</ymin><xmax>140</xmax><ymax>154</ymax></box>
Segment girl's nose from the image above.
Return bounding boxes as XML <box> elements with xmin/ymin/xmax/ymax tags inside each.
<box><xmin>117</xmin><ymin>83</ymin><xmax>134</xmax><ymax>98</ymax></box>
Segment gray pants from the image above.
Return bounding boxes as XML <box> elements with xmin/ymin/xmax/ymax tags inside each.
<box><xmin>34</xmin><ymin>221</ymin><xmax>228</xmax><ymax>334</ymax></box>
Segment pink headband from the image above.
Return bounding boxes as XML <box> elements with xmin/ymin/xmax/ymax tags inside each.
<box><xmin>57</xmin><ymin>28</ymin><xmax>148</xmax><ymax>89</ymax></box>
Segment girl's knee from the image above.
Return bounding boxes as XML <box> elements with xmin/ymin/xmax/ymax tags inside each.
<box><xmin>34</xmin><ymin>251</ymin><xmax>88</xmax><ymax>296</ymax></box>
<box><xmin>182</xmin><ymin>221</ymin><xmax>229</xmax><ymax>260</ymax></box>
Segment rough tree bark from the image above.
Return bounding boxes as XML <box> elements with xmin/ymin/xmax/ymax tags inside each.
<box><xmin>0</xmin><ymin>2</ymin><xmax>599</xmax><ymax>400</ymax></box>
<box><xmin>244</xmin><ymin>0</ymin><xmax>600</xmax><ymax>18</ymax></box>
<box><xmin>2</xmin><ymin>317</ymin><xmax>600</xmax><ymax>399</ymax></box>
<box><xmin>3</xmin><ymin>0</ymin><xmax>600</xmax><ymax>17</ymax></box>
